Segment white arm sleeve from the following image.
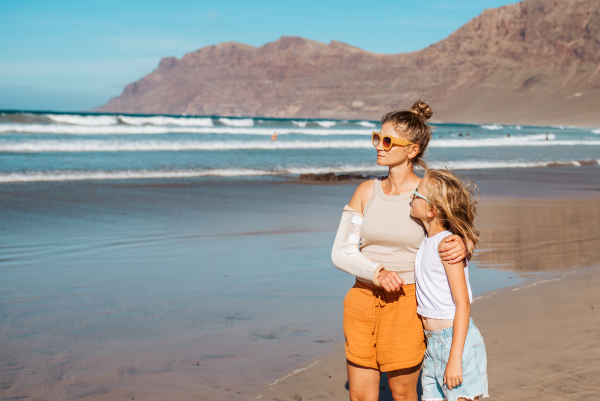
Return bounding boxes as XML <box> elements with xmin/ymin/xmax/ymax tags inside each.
<box><xmin>331</xmin><ymin>205</ymin><xmax>382</xmax><ymax>282</ymax></box>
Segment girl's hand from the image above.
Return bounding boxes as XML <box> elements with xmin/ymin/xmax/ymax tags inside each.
<box><xmin>443</xmin><ymin>358</ymin><xmax>463</xmax><ymax>390</ymax></box>
<box><xmin>439</xmin><ymin>235</ymin><xmax>472</xmax><ymax>264</ymax></box>
<box><xmin>378</xmin><ymin>270</ymin><xmax>404</xmax><ymax>292</ymax></box>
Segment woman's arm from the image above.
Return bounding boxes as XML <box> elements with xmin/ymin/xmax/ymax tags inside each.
<box><xmin>439</xmin><ymin>236</ymin><xmax>474</xmax><ymax>264</ymax></box>
<box><xmin>331</xmin><ymin>180</ymin><xmax>403</xmax><ymax>291</ymax></box>
<box><xmin>440</xmin><ymin>245</ymin><xmax>471</xmax><ymax>391</ymax></box>
<box><xmin>331</xmin><ymin>181</ymin><xmax>378</xmax><ymax>282</ymax></box>
<box><xmin>348</xmin><ymin>180</ymin><xmax>374</xmax><ymax>213</ymax></box>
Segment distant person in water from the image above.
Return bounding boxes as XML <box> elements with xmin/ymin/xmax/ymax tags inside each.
<box><xmin>271</xmin><ymin>132</ymin><xmax>277</xmax><ymax>141</ymax></box>
<box><xmin>332</xmin><ymin>100</ymin><xmax>473</xmax><ymax>401</ymax></box>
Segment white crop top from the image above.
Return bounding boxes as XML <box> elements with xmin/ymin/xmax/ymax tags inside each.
<box><xmin>415</xmin><ymin>230</ymin><xmax>473</xmax><ymax>319</ymax></box>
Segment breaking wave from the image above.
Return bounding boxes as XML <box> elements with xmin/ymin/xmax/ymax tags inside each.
<box><xmin>0</xmin><ymin>124</ymin><xmax>370</xmax><ymax>136</ymax></box>
<box><xmin>218</xmin><ymin>118</ymin><xmax>254</xmax><ymax>127</ymax></box>
<box><xmin>481</xmin><ymin>124</ymin><xmax>503</xmax><ymax>130</ymax></box>
<box><xmin>120</xmin><ymin>116</ymin><xmax>213</xmax><ymax>127</ymax></box>
<box><xmin>3</xmin><ymin>134</ymin><xmax>600</xmax><ymax>153</ymax></box>
<box><xmin>46</xmin><ymin>114</ymin><xmax>119</xmax><ymax>126</ymax></box>
<box><xmin>2</xmin><ymin>160</ymin><xmax>598</xmax><ymax>183</ymax></box>
<box><xmin>316</xmin><ymin>121</ymin><xmax>336</xmax><ymax>128</ymax></box>
<box><xmin>356</xmin><ymin>121</ymin><xmax>376</xmax><ymax>128</ymax></box>
<box><xmin>0</xmin><ymin>139</ymin><xmax>372</xmax><ymax>152</ymax></box>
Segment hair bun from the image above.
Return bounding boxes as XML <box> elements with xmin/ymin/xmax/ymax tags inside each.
<box><xmin>409</xmin><ymin>100</ymin><xmax>433</xmax><ymax>121</ymax></box>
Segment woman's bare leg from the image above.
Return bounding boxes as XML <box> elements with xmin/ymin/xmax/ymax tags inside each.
<box><xmin>347</xmin><ymin>360</ymin><xmax>380</xmax><ymax>401</ymax></box>
<box><xmin>387</xmin><ymin>363</ymin><xmax>422</xmax><ymax>401</ymax></box>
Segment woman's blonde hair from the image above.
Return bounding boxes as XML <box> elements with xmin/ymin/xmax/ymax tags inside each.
<box><xmin>423</xmin><ymin>169</ymin><xmax>480</xmax><ymax>247</ymax></box>
<box><xmin>381</xmin><ymin>100</ymin><xmax>433</xmax><ymax>170</ymax></box>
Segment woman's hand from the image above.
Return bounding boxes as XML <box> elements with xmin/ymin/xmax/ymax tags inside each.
<box><xmin>443</xmin><ymin>357</ymin><xmax>463</xmax><ymax>390</ymax></box>
<box><xmin>378</xmin><ymin>270</ymin><xmax>404</xmax><ymax>292</ymax></box>
<box><xmin>439</xmin><ymin>235</ymin><xmax>472</xmax><ymax>264</ymax></box>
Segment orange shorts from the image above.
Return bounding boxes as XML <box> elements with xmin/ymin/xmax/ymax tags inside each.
<box><xmin>343</xmin><ymin>279</ymin><xmax>426</xmax><ymax>372</ymax></box>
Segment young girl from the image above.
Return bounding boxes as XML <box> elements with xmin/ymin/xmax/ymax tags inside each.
<box><xmin>410</xmin><ymin>169</ymin><xmax>489</xmax><ymax>401</ymax></box>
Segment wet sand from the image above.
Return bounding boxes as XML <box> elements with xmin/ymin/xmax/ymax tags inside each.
<box><xmin>475</xmin><ymin>197</ymin><xmax>600</xmax><ymax>272</ymax></box>
<box><xmin>255</xmin><ymin>181</ymin><xmax>600</xmax><ymax>401</ymax></box>
<box><xmin>256</xmin><ymin>263</ymin><xmax>600</xmax><ymax>401</ymax></box>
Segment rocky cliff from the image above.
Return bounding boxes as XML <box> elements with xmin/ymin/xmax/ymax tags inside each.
<box><xmin>97</xmin><ymin>0</ymin><xmax>600</xmax><ymax>126</ymax></box>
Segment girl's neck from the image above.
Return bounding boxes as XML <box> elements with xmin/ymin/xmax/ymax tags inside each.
<box><xmin>423</xmin><ymin>218</ymin><xmax>446</xmax><ymax>238</ymax></box>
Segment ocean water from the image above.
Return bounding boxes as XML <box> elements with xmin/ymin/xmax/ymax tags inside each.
<box><xmin>1</xmin><ymin>111</ymin><xmax>599</xmax><ymax>400</ymax></box>
<box><xmin>1</xmin><ymin>111</ymin><xmax>599</xmax><ymax>182</ymax></box>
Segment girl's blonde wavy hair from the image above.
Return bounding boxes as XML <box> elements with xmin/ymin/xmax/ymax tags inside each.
<box><xmin>423</xmin><ymin>169</ymin><xmax>481</xmax><ymax>247</ymax></box>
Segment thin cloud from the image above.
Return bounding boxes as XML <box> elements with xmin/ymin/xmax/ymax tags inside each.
<box><xmin>207</xmin><ymin>10</ymin><xmax>219</xmax><ymax>19</ymax></box>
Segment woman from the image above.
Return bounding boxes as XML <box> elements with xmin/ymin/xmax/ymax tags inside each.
<box><xmin>331</xmin><ymin>100</ymin><xmax>472</xmax><ymax>401</ymax></box>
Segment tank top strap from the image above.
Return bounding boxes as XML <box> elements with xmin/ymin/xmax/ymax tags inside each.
<box><xmin>363</xmin><ymin>178</ymin><xmax>383</xmax><ymax>215</ymax></box>
<box><xmin>428</xmin><ymin>230</ymin><xmax>453</xmax><ymax>253</ymax></box>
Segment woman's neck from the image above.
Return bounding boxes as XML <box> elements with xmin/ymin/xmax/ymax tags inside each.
<box><xmin>385</xmin><ymin>163</ymin><xmax>419</xmax><ymax>195</ymax></box>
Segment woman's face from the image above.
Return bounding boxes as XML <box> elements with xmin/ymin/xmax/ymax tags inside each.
<box><xmin>375</xmin><ymin>122</ymin><xmax>418</xmax><ymax>167</ymax></box>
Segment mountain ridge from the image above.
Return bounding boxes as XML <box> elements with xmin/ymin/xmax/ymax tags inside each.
<box><xmin>97</xmin><ymin>0</ymin><xmax>600</xmax><ymax>126</ymax></box>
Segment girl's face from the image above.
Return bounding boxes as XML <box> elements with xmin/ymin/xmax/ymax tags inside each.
<box><xmin>375</xmin><ymin>122</ymin><xmax>418</xmax><ymax>167</ymax></box>
<box><xmin>410</xmin><ymin>177</ymin><xmax>432</xmax><ymax>220</ymax></box>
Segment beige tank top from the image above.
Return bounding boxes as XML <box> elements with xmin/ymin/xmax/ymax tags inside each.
<box><xmin>360</xmin><ymin>177</ymin><xmax>426</xmax><ymax>285</ymax></box>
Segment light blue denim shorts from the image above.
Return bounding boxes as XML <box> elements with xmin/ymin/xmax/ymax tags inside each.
<box><xmin>422</xmin><ymin>318</ymin><xmax>489</xmax><ymax>401</ymax></box>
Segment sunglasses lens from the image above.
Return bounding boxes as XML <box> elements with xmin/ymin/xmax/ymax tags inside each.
<box><xmin>372</xmin><ymin>134</ymin><xmax>381</xmax><ymax>147</ymax></box>
<box><xmin>383</xmin><ymin>137</ymin><xmax>392</xmax><ymax>149</ymax></box>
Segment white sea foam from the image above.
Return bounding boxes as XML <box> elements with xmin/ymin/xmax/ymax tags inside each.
<box><xmin>592</xmin><ymin>129</ymin><xmax>600</xmax><ymax>134</ymax></box>
<box><xmin>3</xmin><ymin>134</ymin><xmax>600</xmax><ymax>153</ymax></box>
<box><xmin>356</xmin><ymin>121</ymin><xmax>376</xmax><ymax>128</ymax></box>
<box><xmin>2</xmin><ymin>160</ymin><xmax>596</xmax><ymax>183</ymax></box>
<box><xmin>428</xmin><ymin>160</ymin><xmax>565</xmax><ymax>170</ymax></box>
<box><xmin>0</xmin><ymin>139</ymin><xmax>372</xmax><ymax>152</ymax></box>
<box><xmin>0</xmin><ymin>124</ymin><xmax>370</xmax><ymax>136</ymax></box>
<box><xmin>481</xmin><ymin>124</ymin><xmax>503</xmax><ymax>130</ymax></box>
<box><xmin>218</xmin><ymin>118</ymin><xmax>254</xmax><ymax>127</ymax></box>
<box><xmin>119</xmin><ymin>116</ymin><xmax>213</xmax><ymax>127</ymax></box>
<box><xmin>0</xmin><ymin>169</ymin><xmax>273</xmax><ymax>183</ymax></box>
<box><xmin>46</xmin><ymin>114</ymin><xmax>119</xmax><ymax>126</ymax></box>
<box><xmin>292</xmin><ymin>121</ymin><xmax>307</xmax><ymax>128</ymax></box>
<box><xmin>316</xmin><ymin>121</ymin><xmax>336</xmax><ymax>128</ymax></box>
<box><xmin>427</xmin><ymin>134</ymin><xmax>600</xmax><ymax>148</ymax></box>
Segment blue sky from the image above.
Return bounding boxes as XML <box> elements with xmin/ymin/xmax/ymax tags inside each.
<box><xmin>0</xmin><ymin>0</ymin><xmax>516</xmax><ymax>112</ymax></box>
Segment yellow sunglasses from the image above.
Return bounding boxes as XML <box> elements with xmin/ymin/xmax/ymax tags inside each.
<box><xmin>372</xmin><ymin>132</ymin><xmax>415</xmax><ymax>151</ymax></box>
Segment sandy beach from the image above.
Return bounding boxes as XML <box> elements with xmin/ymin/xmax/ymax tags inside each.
<box><xmin>256</xmin><ymin>263</ymin><xmax>600</xmax><ymax>401</ymax></box>
<box><xmin>254</xmin><ymin>185</ymin><xmax>600</xmax><ymax>401</ymax></box>
<box><xmin>1</xmin><ymin>166</ymin><xmax>599</xmax><ymax>401</ymax></box>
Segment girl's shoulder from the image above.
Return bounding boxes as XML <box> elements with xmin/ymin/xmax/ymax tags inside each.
<box><xmin>432</xmin><ymin>230</ymin><xmax>454</xmax><ymax>252</ymax></box>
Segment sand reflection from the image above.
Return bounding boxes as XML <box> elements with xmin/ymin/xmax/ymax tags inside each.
<box><xmin>474</xmin><ymin>197</ymin><xmax>600</xmax><ymax>272</ymax></box>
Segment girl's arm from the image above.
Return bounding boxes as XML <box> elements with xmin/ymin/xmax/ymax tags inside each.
<box><xmin>440</xmin><ymin>246</ymin><xmax>471</xmax><ymax>391</ymax></box>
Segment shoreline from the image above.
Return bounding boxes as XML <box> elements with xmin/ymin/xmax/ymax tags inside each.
<box><xmin>1</xmin><ymin>176</ymin><xmax>599</xmax><ymax>401</ymax></box>
<box><xmin>255</xmin><ymin>263</ymin><xmax>600</xmax><ymax>401</ymax></box>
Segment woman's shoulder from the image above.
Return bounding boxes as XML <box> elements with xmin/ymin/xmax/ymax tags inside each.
<box><xmin>348</xmin><ymin>179</ymin><xmax>377</xmax><ymax>213</ymax></box>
